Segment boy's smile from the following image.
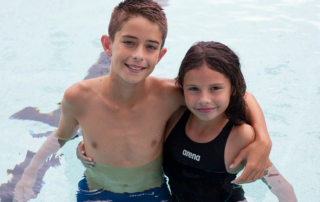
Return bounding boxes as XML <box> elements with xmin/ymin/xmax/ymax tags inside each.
<box><xmin>102</xmin><ymin>15</ymin><xmax>167</xmax><ymax>84</ymax></box>
<box><xmin>125</xmin><ymin>63</ymin><xmax>147</xmax><ymax>73</ymax></box>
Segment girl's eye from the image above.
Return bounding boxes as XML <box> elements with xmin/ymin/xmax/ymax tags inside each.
<box><xmin>189</xmin><ymin>87</ymin><xmax>199</xmax><ymax>91</ymax></box>
<box><xmin>211</xmin><ymin>87</ymin><xmax>220</xmax><ymax>91</ymax></box>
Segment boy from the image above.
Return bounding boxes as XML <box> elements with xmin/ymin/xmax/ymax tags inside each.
<box><xmin>14</xmin><ymin>0</ymin><xmax>271</xmax><ymax>201</ymax></box>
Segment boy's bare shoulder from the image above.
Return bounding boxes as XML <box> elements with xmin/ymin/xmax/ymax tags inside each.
<box><xmin>63</xmin><ymin>77</ymin><xmax>102</xmax><ymax>106</ymax></box>
<box><xmin>149</xmin><ymin>76</ymin><xmax>176</xmax><ymax>88</ymax></box>
<box><xmin>149</xmin><ymin>77</ymin><xmax>181</xmax><ymax>95</ymax></box>
<box><xmin>64</xmin><ymin>81</ymin><xmax>87</xmax><ymax>102</ymax></box>
<box><xmin>148</xmin><ymin>76</ymin><xmax>184</xmax><ymax>105</ymax></box>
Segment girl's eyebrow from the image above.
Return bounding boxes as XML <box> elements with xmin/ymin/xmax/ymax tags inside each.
<box><xmin>185</xmin><ymin>84</ymin><xmax>197</xmax><ymax>87</ymax></box>
<box><xmin>185</xmin><ymin>83</ymin><xmax>224</xmax><ymax>86</ymax></box>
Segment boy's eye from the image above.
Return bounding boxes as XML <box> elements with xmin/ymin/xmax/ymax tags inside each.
<box><xmin>147</xmin><ymin>45</ymin><xmax>157</xmax><ymax>50</ymax></box>
<box><xmin>124</xmin><ymin>41</ymin><xmax>134</xmax><ymax>46</ymax></box>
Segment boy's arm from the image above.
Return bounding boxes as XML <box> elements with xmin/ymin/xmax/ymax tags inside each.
<box><xmin>13</xmin><ymin>91</ymin><xmax>79</xmax><ymax>202</ymax></box>
<box><xmin>262</xmin><ymin>161</ymin><xmax>298</xmax><ymax>202</ymax></box>
<box><xmin>26</xmin><ymin>95</ymin><xmax>79</xmax><ymax>171</ymax></box>
<box><xmin>231</xmin><ymin>91</ymin><xmax>272</xmax><ymax>184</ymax></box>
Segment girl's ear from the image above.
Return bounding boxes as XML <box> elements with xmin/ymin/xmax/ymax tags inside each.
<box><xmin>231</xmin><ymin>86</ymin><xmax>236</xmax><ymax>96</ymax></box>
<box><xmin>101</xmin><ymin>35</ymin><xmax>112</xmax><ymax>57</ymax></box>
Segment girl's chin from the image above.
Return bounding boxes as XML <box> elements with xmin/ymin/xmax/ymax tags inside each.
<box><xmin>194</xmin><ymin>114</ymin><xmax>216</xmax><ymax>121</ymax></box>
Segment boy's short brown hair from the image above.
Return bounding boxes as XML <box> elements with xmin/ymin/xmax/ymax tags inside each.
<box><xmin>109</xmin><ymin>0</ymin><xmax>168</xmax><ymax>48</ymax></box>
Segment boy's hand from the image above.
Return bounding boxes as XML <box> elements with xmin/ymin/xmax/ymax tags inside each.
<box><xmin>13</xmin><ymin>170</ymin><xmax>37</xmax><ymax>202</ymax></box>
<box><xmin>77</xmin><ymin>141</ymin><xmax>95</xmax><ymax>168</ymax></box>
<box><xmin>230</xmin><ymin>139</ymin><xmax>271</xmax><ymax>184</ymax></box>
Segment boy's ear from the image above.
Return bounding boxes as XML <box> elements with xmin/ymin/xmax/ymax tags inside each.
<box><xmin>101</xmin><ymin>35</ymin><xmax>112</xmax><ymax>57</ymax></box>
<box><xmin>157</xmin><ymin>47</ymin><xmax>167</xmax><ymax>64</ymax></box>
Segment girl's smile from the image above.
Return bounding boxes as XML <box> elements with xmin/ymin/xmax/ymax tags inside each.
<box><xmin>196</xmin><ymin>108</ymin><xmax>216</xmax><ymax>113</ymax></box>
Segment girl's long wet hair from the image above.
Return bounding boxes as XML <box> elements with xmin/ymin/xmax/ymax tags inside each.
<box><xmin>175</xmin><ymin>41</ymin><xmax>250</xmax><ymax>125</ymax></box>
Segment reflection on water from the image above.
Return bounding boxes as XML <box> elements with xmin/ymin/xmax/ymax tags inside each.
<box><xmin>9</xmin><ymin>52</ymin><xmax>111</xmax><ymax>129</ymax></box>
<box><xmin>0</xmin><ymin>52</ymin><xmax>111</xmax><ymax>201</ymax></box>
<box><xmin>0</xmin><ymin>151</ymin><xmax>61</xmax><ymax>201</ymax></box>
<box><xmin>1</xmin><ymin>0</ymin><xmax>319</xmax><ymax>201</ymax></box>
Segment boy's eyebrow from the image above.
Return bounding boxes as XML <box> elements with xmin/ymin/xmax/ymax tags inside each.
<box><xmin>122</xmin><ymin>35</ymin><xmax>160</xmax><ymax>44</ymax></box>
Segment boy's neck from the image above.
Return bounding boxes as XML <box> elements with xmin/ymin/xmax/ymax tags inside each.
<box><xmin>102</xmin><ymin>70</ymin><xmax>149</xmax><ymax>106</ymax></box>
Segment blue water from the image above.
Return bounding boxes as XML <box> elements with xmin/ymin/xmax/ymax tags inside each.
<box><xmin>1</xmin><ymin>0</ymin><xmax>319</xmax><ymax>201</ymax></box>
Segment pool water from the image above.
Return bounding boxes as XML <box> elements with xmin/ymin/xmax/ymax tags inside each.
<box><xmin>1</xmin><ymin>0</ymin><xmax>319</xmax><ymax>201</ymax></box>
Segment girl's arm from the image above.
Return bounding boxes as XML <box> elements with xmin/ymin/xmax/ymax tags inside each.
<box><xmin>230</xmin><ymin>91</ymin><xmax>272</xmax><ymax>184</ymax></box>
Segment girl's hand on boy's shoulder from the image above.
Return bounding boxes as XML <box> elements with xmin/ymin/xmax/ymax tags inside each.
<box><xmin>77</xmin><ymin>141</ymin><xmax>96</xmax><ymax>168</ymax></box>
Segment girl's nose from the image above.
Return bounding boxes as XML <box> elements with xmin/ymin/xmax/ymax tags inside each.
<box><xmin>199</xmin><ymin>92</ymin><xmax>211</xmax><ymax>106</ymax></box>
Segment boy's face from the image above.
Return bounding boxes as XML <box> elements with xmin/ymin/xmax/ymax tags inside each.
<box><xmin>102</xmin><ymin>16</ymin><xmax>167</xmax><ymax>84</ymax></box>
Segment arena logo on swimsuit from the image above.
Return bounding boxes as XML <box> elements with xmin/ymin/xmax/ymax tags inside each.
<box><xmin>182</xmin><ymin>149</ymin><xmax>201</xmax><ymax>161</ymax></box>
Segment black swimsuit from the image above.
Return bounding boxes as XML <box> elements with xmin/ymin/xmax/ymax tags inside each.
<box><xmin>163</xmin><ymin>109</ymin><xmax>246</xmax><ymax>202</ymax></box>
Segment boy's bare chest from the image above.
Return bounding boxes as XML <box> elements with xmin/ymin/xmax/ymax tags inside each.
<box><xmin>79</xmin><ymin>97</ymin><xmax>172</xmax><ymax>132</ymax></box>
<box><xmin>75</xmin><ymin>96</ymin><xmax>176</xmax><ymax>165</ymax></box>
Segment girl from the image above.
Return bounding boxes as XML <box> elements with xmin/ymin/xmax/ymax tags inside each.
<box><xmin>78</xmin><ymin>41</ymin><xmax>297</xmax><ymax>202</ymax></box>
<box><xmin>162</xmin><ymin>41</ymin><xmax>297</xmax><ymax>201</ymax></box>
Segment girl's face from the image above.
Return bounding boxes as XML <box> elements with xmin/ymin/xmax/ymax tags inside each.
<box><xmin>183</xmin><ymin>63</ymin><xmax>232</xmax><ymax>121</ymax></box>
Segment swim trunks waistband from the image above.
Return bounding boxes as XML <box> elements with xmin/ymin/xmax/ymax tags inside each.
<box><xmin>77</xmin><ymin>175</ymin><xmax>171</xmax><ymax>202</ymax></box>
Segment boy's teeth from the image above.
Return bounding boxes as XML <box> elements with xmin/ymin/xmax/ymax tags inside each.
<box><xmin>128</xmin><ymin>65</ymin><xmax>143</xmax><ymax>70</ymax></box>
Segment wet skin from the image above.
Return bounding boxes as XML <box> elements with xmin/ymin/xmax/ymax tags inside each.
<box><xmin>58</xmin><ymin>15</ymin><xmax>183</xmax><ymax>167</ymax></box>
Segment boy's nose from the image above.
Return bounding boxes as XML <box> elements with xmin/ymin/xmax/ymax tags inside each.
<box><xmin>132</xmin><ymin>46</ymin><xmax>144</xmax><ymax>62</ymax></box>
<box><xmin>133</xmin><ymin>56</ymin><xmax>143</xmax><ymax>62</ymax></box>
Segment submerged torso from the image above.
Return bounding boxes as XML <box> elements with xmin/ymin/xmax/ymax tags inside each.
<box><xmin>84</xmin><ymin>155</ymin><xmax>164</xmax><ymax>193</ymax></box>
<box><xmin>163</xmin><ymin>109</ymin><xmax>246</xmax><ymax>201</ymax></box>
